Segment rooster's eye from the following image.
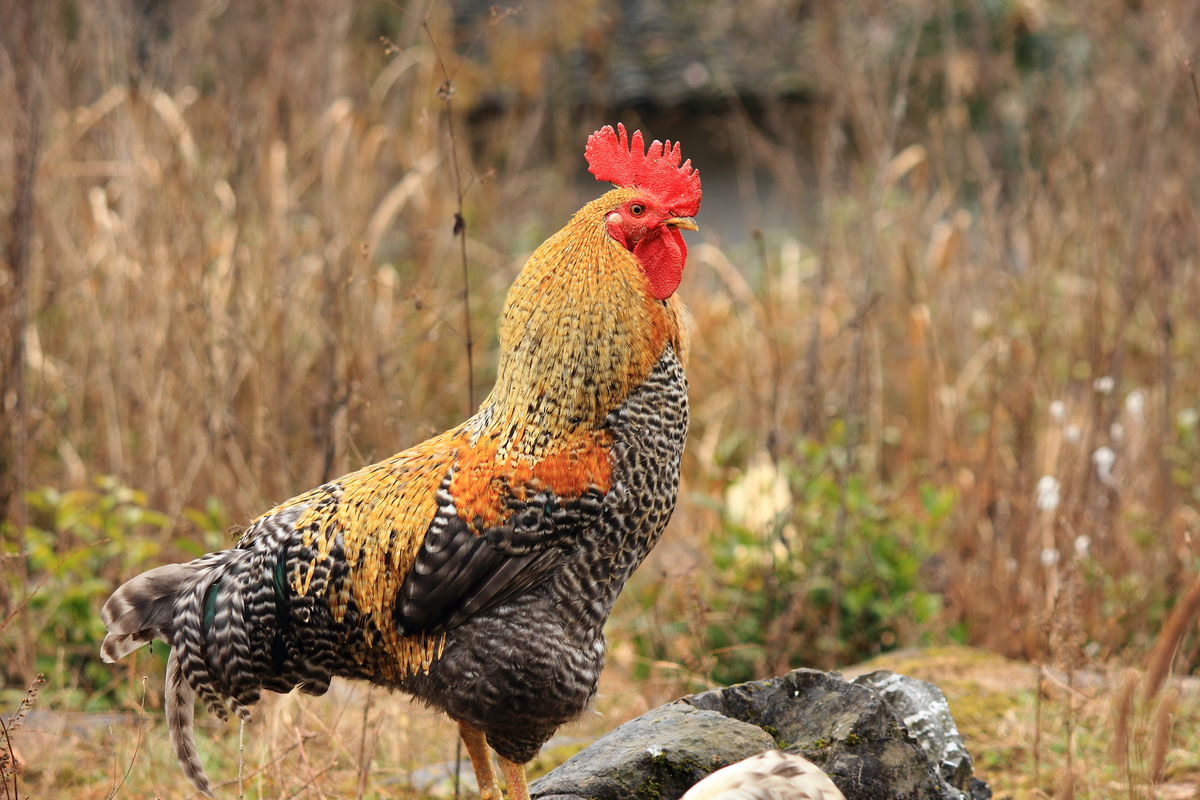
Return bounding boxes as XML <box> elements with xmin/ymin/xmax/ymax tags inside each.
<box><xmin>629</xmin><ymin>203</ymin><xmax>645</xmax><ymax>216</ymax></box>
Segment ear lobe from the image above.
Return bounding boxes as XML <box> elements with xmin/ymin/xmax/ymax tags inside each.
<box><xmin>606</xmin><ymin>213</ymin><xmax>628</xmax><ymax>249</ymax></box>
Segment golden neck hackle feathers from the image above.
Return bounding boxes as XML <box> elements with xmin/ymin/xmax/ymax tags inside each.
<box><xmin>471</xmin><ymin>186</ymin><xmax>690</xmax><ymax>459</ymax></box>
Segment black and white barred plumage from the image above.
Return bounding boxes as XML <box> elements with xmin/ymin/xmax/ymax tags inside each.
<box><xmin>100</xmin><ymin>346</ymin><xmax>688</xmax><ymax>795</ymax></box>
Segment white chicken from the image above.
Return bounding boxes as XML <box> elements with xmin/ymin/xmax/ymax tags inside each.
<box><xmin>680</xmin><ymin>750</ymin><xmax>847</xmax><ymax>800</ymax></box>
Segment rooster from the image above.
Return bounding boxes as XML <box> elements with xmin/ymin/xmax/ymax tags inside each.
<box><xmin>101</xmin><ymin>123</ymin><xmax>700</xmax><ymax>800</ymax></box>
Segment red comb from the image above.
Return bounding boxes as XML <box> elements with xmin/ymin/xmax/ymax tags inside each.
<box><xmin>585</xmin><ymin>123</ymin><xmax>701</xmax><ymax>217</ymax></box>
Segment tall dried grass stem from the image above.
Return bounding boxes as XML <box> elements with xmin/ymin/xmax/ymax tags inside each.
<box><xmin>356</xmin><ymin>689</ymin><xmax>374</xmax><ymax>800</ymax></box>
<box><xmin>1055</xmin><ymin>765</ymin><xmax>1074</xmax><ymax>800</ymax></box>
<box><xmin>1110</xmin><ymin>667</ymin><xmax>1138</xmax><ymax>770</ymax></box>
<box><xmin>1143</xmin><ymin>573</ymin><xmax>1200</xmax><ymax>701</ymax></box>
<box><xmin>1033</xmin><ymin>661</ymin><xmax>1043</xmax><ymax>790</ymax></box>
<box><xmin>0</xmin><ymin>673</ymin><xmax>44</xmax><ymax>798</ymax></box>
<box><xmin>1</xmin><ymin>0</ymin><xmax>41</xmax><ymax>687</ymax></box>
<box><xmin>1149</xmin><ymin>688</ymin><xmax>1177</xmax><ymax>784</ymax></box>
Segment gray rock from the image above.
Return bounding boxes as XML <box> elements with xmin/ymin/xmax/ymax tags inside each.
<box><xmin>531</xmin><ymin>668</ymin><xmax>991</xmax><ymax>800</ymax></box>
<box><xmin>529</xmin><ymin>704</ymin><xmax>777</xmax><ymax>800</ymax></box>
<box><xmin>854</xmin><ymin>671</ymin><xmax>974</xmax><ymax>791</ymax></box>
<box><xmin>686</xmin><ymin>669</ymin><xmax>965</xmax><ymax>800</ymax></box>
<box><xmin>686</xmin><ymin>668</ymin><xmax>901</xmax><ymax>746</ymax></box>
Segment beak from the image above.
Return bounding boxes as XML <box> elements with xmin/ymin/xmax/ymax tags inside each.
<box><xmin>665</xmin><ymin>216</ymin><xmax>699</xmax><ymax>232</ymax></box>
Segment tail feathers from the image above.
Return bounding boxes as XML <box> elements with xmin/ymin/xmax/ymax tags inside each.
<box><xmin>103</xmin><ymin>549</ymin><xmax>271</xmax><ymax>722</ymax></box>
<box><xmin>102</xmin><ymin>520</ymin><xmax>343</xmax><ymax>790</ymax></box>
<box><xmin>176</xmin><ymin>563</ymin><xmax>234</xmax><ymax>721</ymax></box>
<box><xmin>204</xmin><ymin>555</ymin><xmax>257</xmax><ymax>722</ymax></box>
<box><xmin>100</xmin><ymin>558</ymin><xmax>223</xmax><ymax>663</ymax></box>
<box><xmin>166</xmin><ymin>647</ymin><xmax>215</xmax><ymax>798</ymax></box>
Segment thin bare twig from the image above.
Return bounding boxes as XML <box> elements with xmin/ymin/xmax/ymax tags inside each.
<box><xmin>294</xmin><ymin>725</ymin><xmax>331</xmax><ymax>800</ymax></box>
<box><xmin>417</xmin><ymin>5</ymin><xmax>517</xmax><ymax>417</ymax></box>
<box><xmin>238</xmin><ymin>718</ymin><xmax>245</xmax><ymax>800</ymax></box>
<box><xmin>1</xmin><ymin>716</ymin><xmax>15</xmax><ymax>800</ymax></box>
<box><xmin>355</xmin><ymin>688</ymin><xmax>375</xmax><ymax>800</ymax></box>
<box><xmin>208</xmin><ymin>732</ymin><xmax>320</xmax><ymax>795</ymax></box>
<box><xmin>106</xmin><ymin>677</ymin><xmax>147</xmax><ymax>799</ymax></box>
<box><xmin>1159</xmin><ymin>9</ymin><xmax>1200</xmax><ymax>127</ymax></box>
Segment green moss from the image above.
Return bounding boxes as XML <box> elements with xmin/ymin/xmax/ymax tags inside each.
<box><xmin>637</xmin><ymin>753</ymin><xmax>713</xmax><ymax>799</ymax></box>
<box><xmin>760</xmin><ymin>724</ymin><xmax>790</xmax><ymax>748</ymax></box>
<box><xmin>637</xmin><ymin>774</ymin><xmax>663</xmax><ymax>800</ymax></box>
<box><xmin>845</xmin><ymin>733</ymin><xmax>863</xmax><ymax>746</ymax></box>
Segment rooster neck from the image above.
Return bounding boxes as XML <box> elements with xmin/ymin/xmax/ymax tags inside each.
<box><xmin>468</xmin><ymin>190</ymin><xmax>688</xmax><ymax>460</ymax></box>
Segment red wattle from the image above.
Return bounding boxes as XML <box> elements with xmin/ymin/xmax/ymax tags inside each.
<box><xmin>633</xmin><ymin>228</ymin><xmax>686</xmax><ymax>300</ymax></box>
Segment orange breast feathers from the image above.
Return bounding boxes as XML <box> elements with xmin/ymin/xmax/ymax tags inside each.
<box><xmin>449</xmin><ymin>427</ymin><xmax>614</xmax><ymax>531</ymax></box>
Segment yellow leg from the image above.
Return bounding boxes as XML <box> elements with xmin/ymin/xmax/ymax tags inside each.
<box><xmin>457</xmin><ymin>720</ymin><xmax>501</xmax><ymax>800</ymax></box>
<box><xmin>499</xmin><ymin>755</ymin><xmax>531</xmax><ymax>800</ymax></box>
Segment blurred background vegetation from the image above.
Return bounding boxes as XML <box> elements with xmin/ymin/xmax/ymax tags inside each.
<box><xmin>2</xmin><ymin>0</ymin><xmax>1199</xmax><ymax>796</ymax></box>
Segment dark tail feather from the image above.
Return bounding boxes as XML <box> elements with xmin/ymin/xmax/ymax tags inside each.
<box><xmin>166</xmin><ymin>647</ymin><xmax>215</xmax><ymax>797</ymax></box>
<box><xmin>102</xmin><ymin>506</ymin><xmax>327</xmax><ymax>790</ymax></box>
<box><xmin>205</xmin><ymin>555</ymin><xmax>258</xmax><ymax>721</ymax></box>
<box><xmin>100</xmin><ymin>556</ymin><xmax>225</xmax><ymax>662</ymax></box>
<box><xmin>102</xmin><ymin>549</ymin><xmax>267</xmax><ymax>789</ymax></box>
<box><xmin>175</xmin><ymin>561</ymin><xmax>233</xmax><ymax>720</ymax></box>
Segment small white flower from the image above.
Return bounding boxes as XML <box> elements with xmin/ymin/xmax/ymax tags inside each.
<box><xmin>1049</xmin><ymin>400</ymin><xmax>1065</xmax><ymax>423</ymax></box>
<box><xmin>1093</xmin><ymin>446</ymin><xmax>1116</xmax><ymax>486</ymax></box>
<box><xmin>1064</xmin><ymin>424</ymin><xmax>1081</xmax><ymax>443</ymax></box>
<box><xmin>1074</xmin><ymin>535</ymin><xmax>1091</xmax><ymax>559</ymax></box>
<box><xmin>1110</xmin><ymin>422</ymin><xmax>1124</xmax><ymax>442</ymax></box>
<box><xmin>647</xmin><ymin>746</ymin><xmax>664</xmax><ymax>757</ymax></box>
<box><xmin>1179</xmin><ymin>408</ymin><xmax>1199</xmax><ymax>430</ymax></box>
<box><xmin>1125</xmin><ymin>389</ymin><xmax>1146</xmax><ymax>421</ymax></box>
<box><xmin>1036</xmin><ymin>475</ymin><xmax>1060</xmax><ymax>511</ymax></box>
<box><xmin>1094</xmin><ymin>376</ymin><xmax>1115</xmax><ymax>394</ymax></box>
<box><xmin>1041</xmin><ymin>548</ymin><xmax>1060</xmax><ymax>566</ymax></box>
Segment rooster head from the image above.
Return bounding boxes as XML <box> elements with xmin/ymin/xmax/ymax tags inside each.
<box><xmin>586</xmin><ymin>124</ymin><xmax>701</xmax><ymax>300</ymax></box>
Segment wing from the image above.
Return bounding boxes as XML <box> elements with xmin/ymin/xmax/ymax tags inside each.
<box><xmin>394</xmin><ymin>473</ymin><xmax>606</xmax><ymax>635</ymax></box>
<box><xmin>392</xmin><ymin>423</ymin><xmax>615</xmax><ymax>635</ymax></box>
<box><xmin>245</xmin><ymin>425</ymin><xmax>613</xmax><ymax>673</ymax></box>
<box><xmin>230</xmin><ymin>429</ymin><xmax>460</xmax><ymax>685</ymax></box>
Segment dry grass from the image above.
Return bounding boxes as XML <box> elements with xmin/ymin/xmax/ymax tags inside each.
<box><xmin>8</xmin><ymin>647</ymin><xmax>653</xmax><ymax>799</ymax></box>
<box><xmin>3</xmin><ymin>0</ymin><xmax>1200</xmax><ymax>796</ymax></box>
<box><xmin>8</xmin><ymin>646</ymin><xmax>1199</xmax><ymax>799</ymax></box>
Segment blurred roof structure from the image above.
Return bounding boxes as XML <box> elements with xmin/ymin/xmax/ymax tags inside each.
<box><xmin>450</xmin><ymin>0</ymin><xmax>813</xmax><ymax>111</ymax></box>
